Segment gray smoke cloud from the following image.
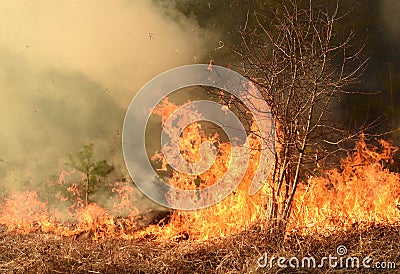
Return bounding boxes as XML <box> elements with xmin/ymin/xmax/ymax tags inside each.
<box><xmin>0</xmin><ymin>0</ymin><xmax>204</xmax><ymax>194</ymax></box>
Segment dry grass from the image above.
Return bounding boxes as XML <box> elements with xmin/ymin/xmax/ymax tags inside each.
<box><xmin>0</xmin><ymin>223</ymin><xmax>399</xmax><ymax>273</ymax></box>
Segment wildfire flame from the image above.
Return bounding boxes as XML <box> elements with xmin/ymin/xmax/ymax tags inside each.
<box><xmin>146</xmin><ymin>98</ymin><xmax>267</xmax><ymax>240</ymax></box>
<box><xmin>0</xmin><ymin>98</ymin><xmax>399</xmax><ymax>241</ymax></box>
<box><xmin>290</xmin><ymin>135</ymin><xmax>400</xmax><ymax>235</ymax></box>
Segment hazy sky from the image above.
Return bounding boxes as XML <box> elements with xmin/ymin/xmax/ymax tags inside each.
<box><xmin>0</xmin><ymin>0</ymin><xmax>204</xmax><ymax>188</ymax></box>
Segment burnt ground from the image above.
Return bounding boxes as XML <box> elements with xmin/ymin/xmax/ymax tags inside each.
<box><xmin>0</xmin><ymin>224</ymin><xmax>399</xmax><ymax>273</ymax></box>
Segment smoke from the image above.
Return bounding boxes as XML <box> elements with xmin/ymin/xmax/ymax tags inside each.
<box><xmin>381</xmin><ymin>0</ymin><xmax>400</xmax><ymax>47</ymax></box>
<box><xmin>0</xmin><ymin>0</ymin><xmax>204</xmax><ymax>193</ymax></box>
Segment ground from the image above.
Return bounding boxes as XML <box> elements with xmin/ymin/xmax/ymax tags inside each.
<box><xmin>0</xmin><ymin>224</ymin><xmax>399</xmax><ymax>273</ymax></box>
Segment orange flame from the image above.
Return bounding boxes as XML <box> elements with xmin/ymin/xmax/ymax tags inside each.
<box><xmin>290</xmin><ymin>135</ymin><xmax>400</xmax><ymax>235</ymax></box>
<box><xmin>0</xmin><ymin>98</ymin><xmax>399</xmax><ymax>241</ymax></box>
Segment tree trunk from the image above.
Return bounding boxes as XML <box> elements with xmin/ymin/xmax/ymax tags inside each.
<box><xmin>85</xmin><ymin>173</ymin><xmax>89</xmax><ymax>208</ymax></box>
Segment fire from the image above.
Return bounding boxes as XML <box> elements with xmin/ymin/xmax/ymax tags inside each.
<box><xmin>147</xmin><ymin>98</ymin><xmax>267</xmax><ymax>240</ymax></box>
<box><xmin>0</xmin><ymin>98</ymin><xmax>399</xmax><ymax>241</ymax></box>
<box><xmin>290</xmin><ymin>135</ymin><xmax>400</xmax><ymax>235</ymax></box>
<box><xmin>0</xmin><ymin>191</ymin><xmax>50</xmax><ymax>234</ymax></box>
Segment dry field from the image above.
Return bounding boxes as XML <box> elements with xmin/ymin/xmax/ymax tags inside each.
<box><xmin>0</xmin><ymin>223</ymin><xmax>399</xmax><ymax>273</ymax></box>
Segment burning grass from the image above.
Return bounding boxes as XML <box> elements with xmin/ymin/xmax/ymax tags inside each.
<box><xmin>0</xmin><ymin>135</ymin><xmax>399</xmax><ymax>272</ymax></box>
<box><xmin>0</xmin><ymin>98</ymin><xmax>399</xmax><ymax>272</ymax></box>
<box><xmin>290</xmin><ymin>135</ymin><xmax>400</xmax><ymax>235</ymax></box>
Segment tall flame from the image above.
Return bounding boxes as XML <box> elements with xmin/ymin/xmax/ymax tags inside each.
<box><xmin>147</xmin><ymin>98</ymin><xmax>267</xmax><ymax>240</ymax></box>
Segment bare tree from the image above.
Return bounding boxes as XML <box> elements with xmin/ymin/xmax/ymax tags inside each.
<box><xmin>232</xmin><ymin>0</ymin><xmax>368</xmax><ymax>235</ymax></box>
